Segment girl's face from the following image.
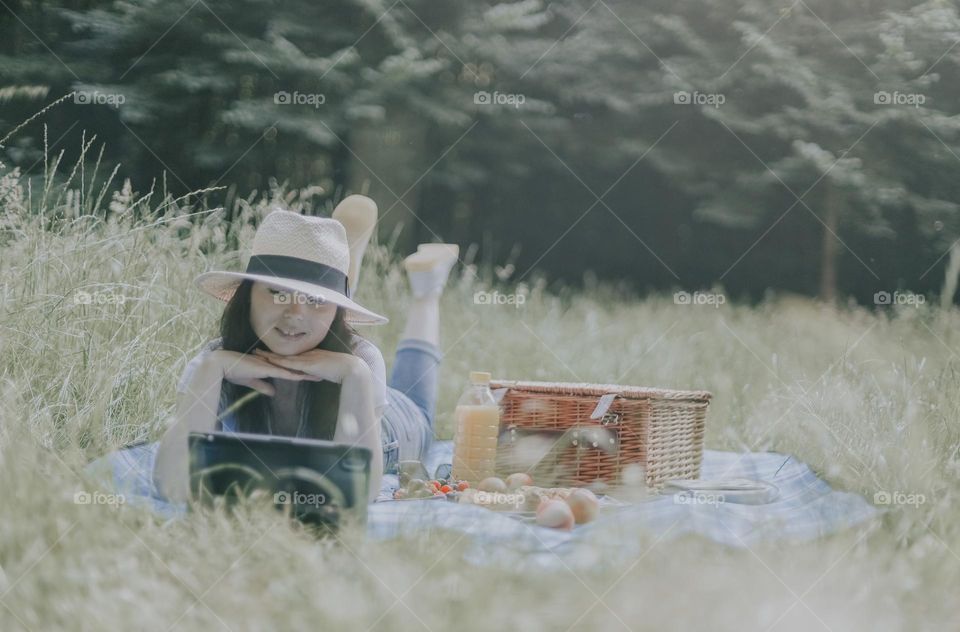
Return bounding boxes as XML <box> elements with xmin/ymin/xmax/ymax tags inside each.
<box><xmin>249</xmin><ymin>281</ymin><xmax>338</xmax><ymax>355</ymax></box>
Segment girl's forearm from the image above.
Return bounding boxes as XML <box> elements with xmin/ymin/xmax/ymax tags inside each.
<box><xmin>153</xmin><ymin>356</ymin><xmax>224</xmax><ymax>502</ymax></box>
<box><xmin>335</xmin><ymin>364</ymin><xmax>383</xmax><ymax>504</ymax></box>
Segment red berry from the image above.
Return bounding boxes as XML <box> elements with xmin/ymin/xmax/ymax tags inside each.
<box><xmin>440</xmin><ymin>485</ymin><xmax>452</xmax><ymax>493</ymax></box>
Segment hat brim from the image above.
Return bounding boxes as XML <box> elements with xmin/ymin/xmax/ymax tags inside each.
<box><xmin>194</xmin><ymin>271</ymin><xmax>389</xmax><ymax>326</ymax></box>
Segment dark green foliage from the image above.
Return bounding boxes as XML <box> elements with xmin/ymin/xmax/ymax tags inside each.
<box><xmin>1</xmin><ymin>0</ymin><xmax>959</xmax><ymax>302</ymax></box>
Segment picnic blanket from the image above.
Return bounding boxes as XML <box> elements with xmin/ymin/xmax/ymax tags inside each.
<box><xmin>83</xmin><ymin>440</ymin><xmax>880</xmax><ymax>572</ymax></box>
<box><xmin>367</xmin><ymin>441</ymin><xmax>880</xmax><ymax>571</ymax></box>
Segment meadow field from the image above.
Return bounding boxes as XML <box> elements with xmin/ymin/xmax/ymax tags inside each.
<box><xmin>0</xmin><ymin>163</ymin><xmax>957</xmax><ymax>631</ymax></box>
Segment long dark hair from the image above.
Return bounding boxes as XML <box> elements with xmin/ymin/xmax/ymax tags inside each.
<box><xmin>218</xmin><ymin>279</ymin><xmax>360</xmax><ymax>440</ymax></box>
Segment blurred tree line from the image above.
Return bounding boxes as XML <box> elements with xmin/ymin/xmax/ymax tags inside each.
<box><xmin>2</xmin><ymin>0</ymin><xmax>959</xmax><ymax>304</ymax></box>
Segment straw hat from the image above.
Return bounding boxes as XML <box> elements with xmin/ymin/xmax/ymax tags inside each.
<box><xmin>194</xmin><ymin>209</ymin><xmax>388</xmax><ymax>325</ymax></box>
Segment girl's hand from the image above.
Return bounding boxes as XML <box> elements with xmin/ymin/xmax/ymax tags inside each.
<box><xmin>211</xmin><ymin>349</ymin><xmax>325</xmax><ymax>397</ymax></box>
<box><xmin>252</xmin><ymin>348</ymin><xmax>366</xmax><ymax>384</ymax></box>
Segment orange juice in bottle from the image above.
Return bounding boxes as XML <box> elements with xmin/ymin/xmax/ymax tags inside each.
<box><xmin>451</xmin><ymin>371</ymin><xmax>501</xmax><ymax>485</ymax></box>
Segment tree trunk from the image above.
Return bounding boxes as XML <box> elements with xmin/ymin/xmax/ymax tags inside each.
<box><xmin>347</xmin><ymin>112</ymin><xmax>429</xmax><ymax>254</ymax></box>
<box><xmin>940</xmin><ymin>240</ymin><xmax>960</xmax><ymax>310</ymax></box>
<box><xmin>819</xmin><ymin>185</ymin><xmax>840</xmax><ymax>304</ymax></box>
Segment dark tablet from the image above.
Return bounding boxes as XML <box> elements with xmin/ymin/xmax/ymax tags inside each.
<box><xmin>188</xmin><ymin>431</ymin><xmax>372</xmax><ymax>529</ymax></box>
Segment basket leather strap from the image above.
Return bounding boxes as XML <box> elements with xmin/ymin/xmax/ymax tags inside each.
<box><xmin>589</xmin><ymin>392</ymin><xmax>620</xmax><ymax>421</ymax></box>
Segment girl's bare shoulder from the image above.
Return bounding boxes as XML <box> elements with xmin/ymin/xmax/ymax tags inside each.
<box><xmin>176</xmin><ymin>337</ymin><xmax>225</xmax><ymax>394</ymax></box>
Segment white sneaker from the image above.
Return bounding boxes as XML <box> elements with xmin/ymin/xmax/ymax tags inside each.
<box><xmin>403</xmin><ymin>243</ymin><xmax>459</xmax><ymax>298</ymax></box>
<box><xmin>332</xmin><ymin>195</ymin><xmax>378</xmax><ymax>295</ymax></box>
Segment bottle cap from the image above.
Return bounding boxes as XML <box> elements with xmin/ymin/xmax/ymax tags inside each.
<box><xmin>469</xmin><ymin>371</ymin><xmax>491</xmax><ymax>384</ymax></box>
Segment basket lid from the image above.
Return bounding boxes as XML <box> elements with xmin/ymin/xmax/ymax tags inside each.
<box><xmin>488</xmin><ymin>379</ymin><xmax>712</xmax><ymax>402</ymax></box>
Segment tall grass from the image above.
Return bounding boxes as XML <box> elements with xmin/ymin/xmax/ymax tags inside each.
<box><xmin>0</xmin><ymin>143</ymin><xmax>957</xmax><ymax>631</ymax></box>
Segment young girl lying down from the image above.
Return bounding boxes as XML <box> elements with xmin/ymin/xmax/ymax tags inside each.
<box><xmin>88</xmin><ymin>196</ymin><xmax>458</xmax><ymax>505</ymax></box>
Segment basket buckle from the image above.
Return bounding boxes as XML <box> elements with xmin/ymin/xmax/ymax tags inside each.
<box><xmin>599</xmin><ymin>412</ymin><xmax>621</xmax><ymax>426</ymax></box>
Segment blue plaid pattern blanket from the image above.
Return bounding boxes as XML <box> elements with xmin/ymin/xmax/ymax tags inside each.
<box><xmin>83</xmin><ymin>440</ymin><xmax>879</xmax><ymax>571</ymax></box>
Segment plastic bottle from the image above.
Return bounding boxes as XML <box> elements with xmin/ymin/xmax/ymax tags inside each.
<box><xmin>451</xmin><ymin>371</ymin><xmax>501</xmax><ymax>485</ymax></box>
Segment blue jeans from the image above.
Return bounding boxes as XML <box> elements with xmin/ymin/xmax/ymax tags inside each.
<box><xmin>380</xmin><ymin>338</ymin><xmax>441</xmax><ymax>474</ymax></box>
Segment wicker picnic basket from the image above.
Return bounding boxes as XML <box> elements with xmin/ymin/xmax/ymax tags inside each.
<box><xmin>489</xmin><ymin>380</ymin><xmax>711</xmax><ymax>491</ymax></box>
